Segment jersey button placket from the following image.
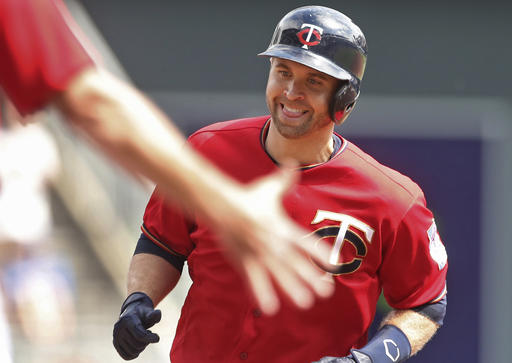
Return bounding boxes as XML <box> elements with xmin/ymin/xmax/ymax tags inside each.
<box><xmin>233</xmin><ymin>306</ymin><xmax>260</xmax><ymax>361</ymax></box>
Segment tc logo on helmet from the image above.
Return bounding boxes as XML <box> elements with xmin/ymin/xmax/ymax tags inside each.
<box><xmin>296</xmin><ymin>23</ymin><xmax>323</xmax><ymax>49</ymax></box>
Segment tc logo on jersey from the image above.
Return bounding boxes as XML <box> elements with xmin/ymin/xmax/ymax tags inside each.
<box><xmin>310</xmin><ymin>210</ymin><xmax>374</xmax><ymax>275</ymax></box>
<box><xmin>297</xmin><ymin>23</ymin><xmax>323</xmax><ymax>49</ymax></box>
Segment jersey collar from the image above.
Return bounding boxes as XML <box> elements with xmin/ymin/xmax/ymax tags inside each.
<box><xmin>259</xmin><ymin>118</ymin><xmax>346</xmax><ymax>170</ymax></box>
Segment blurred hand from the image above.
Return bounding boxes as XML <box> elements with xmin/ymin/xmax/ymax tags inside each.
<box><xmin>201</xmin><ymin>164</ymin><xmax>335</xmax><ymax>315</ymax></box>
<box><xmin>60</xmin><ymin>69</ymin><xmax>334</xmax><ymax>316</ymax></box>
<box><xmin>113</xmin><ymin>292</ymin><xmax>161</xmax><ymax>360</ymax></box>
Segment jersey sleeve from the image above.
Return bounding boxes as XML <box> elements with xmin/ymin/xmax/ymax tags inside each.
<box><xmin>141</xmin><ymin>187</ymin><xmax>196</xmax><ymax>259</ymax></box>
<box><xmin>379</xmin><ymin>194</ymin><xmax>448</xmax><ymax>309</ymax></box>
<box><xmin>0</xmin><ymin>0</ymin><xmax>97</xmax><ymax>115</ymax></box>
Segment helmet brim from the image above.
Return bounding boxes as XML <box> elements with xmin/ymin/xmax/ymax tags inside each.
<box><xmin>258</xmin><ymin>44</ymin><xmax>353</xmax><ymax>81</ymax></box>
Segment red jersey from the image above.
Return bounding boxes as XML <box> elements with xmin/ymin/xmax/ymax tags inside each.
<box><xmin>0</xmin><ymin>0</ymin><xmax>96</xmax><ymax>115</ymax></box>
<box><xmin>143</xmin><ymin>116</ymin><xmax>448</xmax><ymax>363</ymax></box>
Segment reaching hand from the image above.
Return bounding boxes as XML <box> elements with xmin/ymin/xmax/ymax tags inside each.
<box><xmin>113</xmin><ymin>292</ymin><xmax>162</xmax><ymax>360</ymax></box>
<box><xmin>200</xmin><ymin>164</ymin><xmax>335</xmax><ymax>315</ymax></box>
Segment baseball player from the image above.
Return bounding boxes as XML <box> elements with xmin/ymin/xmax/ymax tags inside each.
<box><xmin>112</xmin><ymin>5</ymin><xmax>448</xmax><ymax>363</ymax></box>
<box><xmin>0</xmin><ymin>0</ymin><xmax>335</xmax><ymax>314</ymax></box>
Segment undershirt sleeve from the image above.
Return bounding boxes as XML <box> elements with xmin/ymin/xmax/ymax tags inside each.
<box><xmin>134</xmin><ymin>232</ymin><xmax>186</xmax><ymax>273</ymax></box>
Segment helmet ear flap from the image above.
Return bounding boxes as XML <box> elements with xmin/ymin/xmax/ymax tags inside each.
<box><xmin>331</xmin><ymin>78</ymin><xmax>360</xmax><ymax>124</ymax></box>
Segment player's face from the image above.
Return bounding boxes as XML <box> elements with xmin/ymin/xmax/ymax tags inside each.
<box><xmin>266</xmin><ymin>58</ymin><xmax>339</xmax><ymax>139</ymax></box>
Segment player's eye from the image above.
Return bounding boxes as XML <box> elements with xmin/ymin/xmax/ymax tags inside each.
<box><xmin>277</xmin><ymin>70</ymin><xmax>291</xmax><ymax>78</ymax></box>
<box><xmin>308</xmin><ymin>77</ymin><xmax>322</xmax><ymax>86</ymax></box>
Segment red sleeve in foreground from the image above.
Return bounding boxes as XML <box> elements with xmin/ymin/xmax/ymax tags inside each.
<box><xmin>0</xmin><ymin>0</ymin><xmax>97</xmax><ymax>115</ymax></box>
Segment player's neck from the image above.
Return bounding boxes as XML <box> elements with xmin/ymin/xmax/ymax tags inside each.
<box><xmin>265</xmin><ymin>120</ymin><xmax>335</xmax><ymax>166</ymax></box>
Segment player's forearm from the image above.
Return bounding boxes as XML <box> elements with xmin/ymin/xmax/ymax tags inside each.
<box><xmin>127</xmin><ymin>253</ymin><xmax>180</xmax><ymax>306</ymax></box>
<box><xmin>55</xmin><ymin>68</ymin><xmax>241</xmax><ymax>220</ymax></box>
<box><xmin>381</xmin><ymin>309</ymin><xmax>439</xmax><ymax>356</ymax></box>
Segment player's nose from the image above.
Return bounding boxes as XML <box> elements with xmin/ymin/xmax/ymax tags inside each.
<box><xmin>283</xmin><ymin>81</ymin><xmax>305</xmax><ymax>101</ymax></box>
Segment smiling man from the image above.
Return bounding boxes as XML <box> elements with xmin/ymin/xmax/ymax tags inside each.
<box><xmin>113</xmin><ymin>6</ymin><xmax>448</xmax><ymax>363</ymax></box>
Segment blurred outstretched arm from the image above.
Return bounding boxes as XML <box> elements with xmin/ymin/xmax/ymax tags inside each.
<box><xmin>55</xmin><ymin>68</ymin><xmax>334</xmax><ymax>314</ymax></box>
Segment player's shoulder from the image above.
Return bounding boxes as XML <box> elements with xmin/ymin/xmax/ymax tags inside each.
<box><xmin>342</xmin><ymin>140</ymin><xmax>425</xmax><ymax>204</ymax></box>
<box><xmin>188</xmin><ymin>115</ymin><xmax>268</xmax><ymax>146</ymax></box>
<box><xmin>191</xmin><ymin>115</ymin><xmax>268</xmax><ymax>136</ymax></box>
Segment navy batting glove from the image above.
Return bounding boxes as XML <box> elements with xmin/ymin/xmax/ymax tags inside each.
<box><xmin>113</xmin><ymin>292</ymin><xmax>162</xmax><ymax>360</ymax></box>
<box><xmin>313</xmin><ymin>350</ymin><xmax>372</xmax><ymax>363</ymax></box>
<box><xmin>313</xmin><ymin>325</ymin><xmax>410</xmax><ymax>363</ymax></box>
<box><xmin>312</xmin><ymin>356</ymin><xmax>357</xmax><ymax>363</ymax></box>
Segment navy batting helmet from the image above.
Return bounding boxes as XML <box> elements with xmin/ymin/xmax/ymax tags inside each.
<box><xmin>259</xmin><ymin>6</ymin><xmax>367</xmax><ymax>122</ymax></box>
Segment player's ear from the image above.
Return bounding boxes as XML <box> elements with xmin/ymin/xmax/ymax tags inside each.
<box><xmin>333</xmin><ymin>101</ymin><xmax>356</xmax><ymax>126</ymax></box>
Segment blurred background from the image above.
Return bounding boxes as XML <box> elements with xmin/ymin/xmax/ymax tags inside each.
<box><xmin>1</xmin><ymin>0</ymin><xmax>510</xmax><ymax>362</ymax></box>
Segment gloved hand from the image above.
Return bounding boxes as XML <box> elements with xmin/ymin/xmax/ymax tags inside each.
<box><xmin>313</xmin><ymin>357</ymin><xmax>356</xmax><ymax>363</ymax></box>
<box><xmin>313</xmin><ymin>350</ymin><xmax>371</xmax><ymax>363</ymax></box>
<box><xmin>113</xmin><ymin>292</ymin><xmax>162</xmax><ymax>360</ymax></box>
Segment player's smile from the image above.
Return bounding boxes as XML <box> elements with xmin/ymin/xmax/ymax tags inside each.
<box><xmin>272</xmin><ymin>99</ymin><xmax>314</xmax><ymax>138</ymax></box>
<box><xmin>280</xmin><ymin>103</ymin><xmax>308</xmax><ymax>118</ymax></box>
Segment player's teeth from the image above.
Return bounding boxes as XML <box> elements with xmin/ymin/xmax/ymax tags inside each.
<box><xmin>283</xmin><ymin>106</ymin><xmax>303</xmax><ymax>113</ymax></box>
